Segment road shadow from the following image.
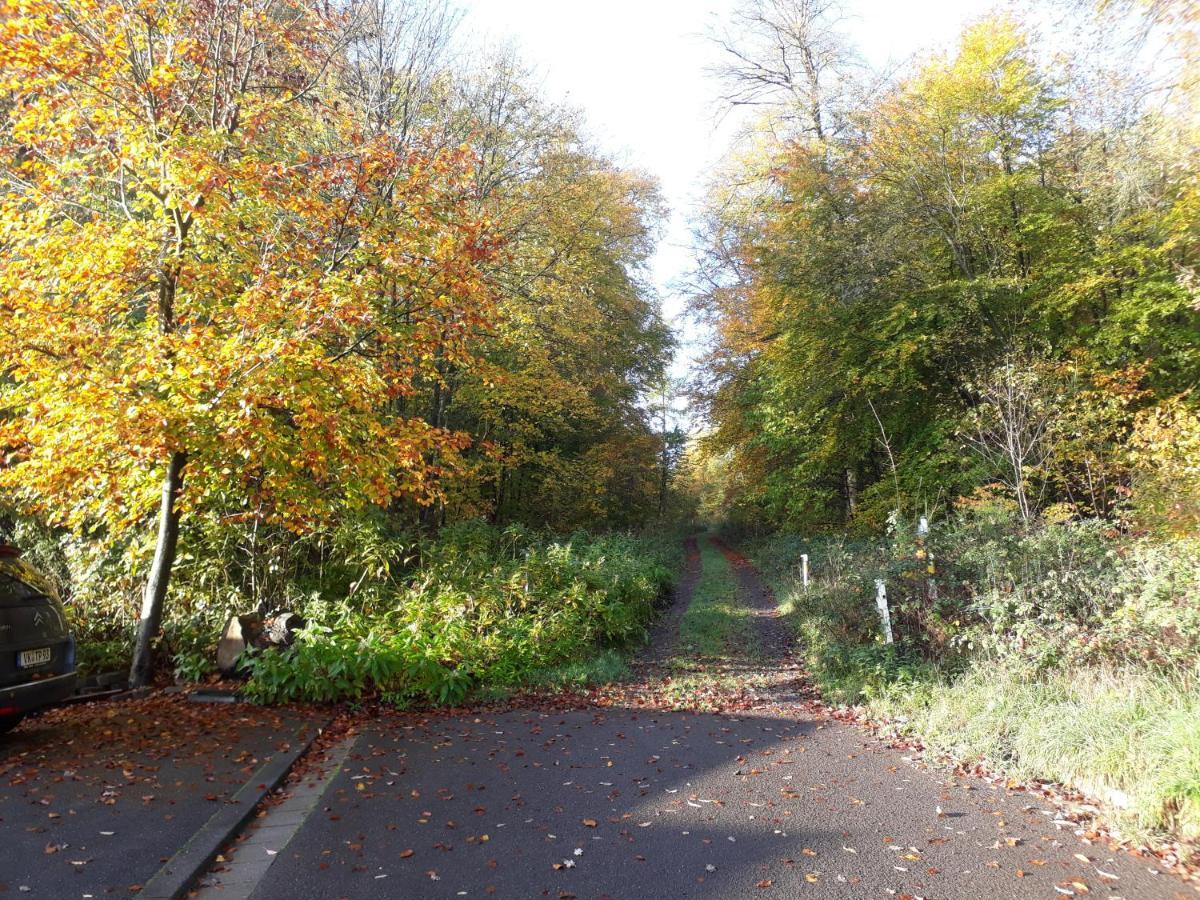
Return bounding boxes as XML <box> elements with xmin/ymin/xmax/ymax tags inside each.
<box><xmin>245</xmin><ymin>701</ymin><xmax>1170</xmax><ymax>900</ymax></box>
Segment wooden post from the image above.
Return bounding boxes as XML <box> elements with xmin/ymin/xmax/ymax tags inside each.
<box><xmin>875</xmin><ymin>579</ymin><xmax>893</xmax><ymax>643</ymax></box>
<box><xmin>917</xmin><ymin>516</ymin><xmax>937</xmax><ymax>602</ymax></box>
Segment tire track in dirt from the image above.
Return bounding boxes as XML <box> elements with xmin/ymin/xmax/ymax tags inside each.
<box><xmin>709</xmin><ymin>537</ymin><xmax>793</xmax><ymax>661</ymax></box>
<box><xmin>632</xmin><ymin>534</ymin><xmax>701</xmax><ymax>674</ymax></box>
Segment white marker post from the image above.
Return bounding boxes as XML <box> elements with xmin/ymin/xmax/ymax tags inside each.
<box><xmin>917</xmin><ymin>516</ymin><xmax>937</xmax><ymax>602</ymax></box>
<box><xmin>875</xmin><ymin>579</ymin><xmax>894</xmax><ymax>643</ymax></box>
<box><xmin>800</xmin><ymin>554</ymin><xmax>809</xmax><ymax>591</ymax></box>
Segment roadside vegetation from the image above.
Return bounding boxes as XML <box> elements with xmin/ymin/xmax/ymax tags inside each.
<box><xmin>689</xmin><ymin>0</ymin><xmax>1200</xmax><ymax>851</ymax></box>
<box><xmin>243</xmin><ymin>525</ymin><xmax>674</xmax><ymax>706</ymax></box>
<box><xmin>744</xmin><ymin>518</ymin><xmax>1200</xmax><ymax>845</ymax></box>
<box><xmin>12</xmin><ymin>516</ymin><xmax>676</xmax><ymax>703</ymax></box>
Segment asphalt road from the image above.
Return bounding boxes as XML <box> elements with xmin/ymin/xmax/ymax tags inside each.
<box><xmin>250</xmin><ymin>706</ymin><xmax>1183</xmax><ymax>900</ymax></box>
<box><xmin>237</xmin><ymin>537</ymin><xmax>1192</xmax><ymax>899</ymax></box>
<box><xmin>0</xmin><ymin>696</ymin><xmax>317</xmax><ymax>897</ymax></box>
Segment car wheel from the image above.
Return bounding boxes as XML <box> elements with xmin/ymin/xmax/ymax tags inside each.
<box><xmin>0</xmin><ymin>713</ymin><xmax>25</xmax><ymax>734</ymax></box>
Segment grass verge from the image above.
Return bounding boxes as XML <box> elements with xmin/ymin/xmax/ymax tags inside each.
<box><xmin>873</xmin><ymin>664</ymin><xmax>1200</xmax><ymax>844</ymax></box>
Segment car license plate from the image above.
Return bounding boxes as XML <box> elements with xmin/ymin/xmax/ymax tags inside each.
<box><xmin>18</xmin><ymin>647</ymin><xmax>52</xmax><ymax>668</ymax></box>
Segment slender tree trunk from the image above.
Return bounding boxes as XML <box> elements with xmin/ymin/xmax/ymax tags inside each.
<box><xmin>129</xmin><ymin>450</ymin><xmax>187</xmax><ymax>688</ymax></box>
<box><xmin>845</xmin><ymin>467</ymin><xmax>857</xmax><ymax>520</ymax></box>
<box><xmin>659</xmin><ymin>445</ymin><xmax>669</xmax><ymax>520</ymax></box>
<box><xmin>128</xmin><ymin>159</ymin><xmax>193</xmax><ymax>689</ymax></box>
<box><xmin>492</xmin><ymin>465</ymin><xmax>507</xmax><ymax>525</ymax></box>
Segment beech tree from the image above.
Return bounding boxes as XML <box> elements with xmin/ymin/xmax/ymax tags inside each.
<box><xmin>0</xmin><ymin>0</ymin><xmax>499</xmax><ymax>685</ymax></box>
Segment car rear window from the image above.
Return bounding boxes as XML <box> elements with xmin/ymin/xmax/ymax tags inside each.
<box><xmin>0</xmin><ymin>573</ymin><xmax>45</xmax><ymax>603</ymax></box>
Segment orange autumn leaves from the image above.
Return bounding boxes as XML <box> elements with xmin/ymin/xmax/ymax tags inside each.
<box><xmin>0</xmin><ymin>1</ymin><xmax>500</xmax><ymax>534</ymax></box>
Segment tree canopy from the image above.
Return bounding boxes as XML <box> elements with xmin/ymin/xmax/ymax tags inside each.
<box><xmin>689</xmin><ymin>2</ymin><xmax>1199</xmax><ymax>534</ymax></box>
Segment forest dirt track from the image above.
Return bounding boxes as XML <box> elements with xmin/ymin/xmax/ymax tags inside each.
<box><xmin>217</xmin><ymin>536</ymin><xmax>1194</xmax><ymax>899</ymax></box>
<box><xmin>631</xmin><ymin>534</ymin><xmax>702</xmax><ymax>673</ymax></box>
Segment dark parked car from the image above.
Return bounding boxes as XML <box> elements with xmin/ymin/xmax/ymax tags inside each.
<box><xmin>0</xmin><ymin>545</ymin><xmax>76</xmax><ymax>733</ymax></box>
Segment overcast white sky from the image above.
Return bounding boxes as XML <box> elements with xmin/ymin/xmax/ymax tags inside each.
<box><xmin>456</xmin><ymin>0</ymin><xmax>1005</xmax><ymax>372</ymax></box>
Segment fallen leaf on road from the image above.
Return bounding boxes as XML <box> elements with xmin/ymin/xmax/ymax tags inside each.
<box><xmin>582</xmin><ymin>819</ymin><xmax>597</xmax><ymax>828</ymax></box>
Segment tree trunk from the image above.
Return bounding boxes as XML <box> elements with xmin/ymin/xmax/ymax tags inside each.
<box><xmin>129</xmin><ymin>451</ymin><xmax>187</xmax><ymax>688</ymax></box>
<box><xmin>845</xmin><ymin>467</ymin><xmax>857</xmax><ymax>521</ymax></box>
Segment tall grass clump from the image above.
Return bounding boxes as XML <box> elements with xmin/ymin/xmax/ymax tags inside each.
<box><xmin>899</xmin><ymin>666</ymin><xmax>1200</xmax><ymax>843</ymax></box>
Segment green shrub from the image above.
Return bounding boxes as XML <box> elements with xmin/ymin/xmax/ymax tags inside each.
<box><xmin>241</xmin><ymin>526</ymin><xmax>672</xmax><ymax>705</ymax></box>
<box><xmin>3</xmin><ymin>504</ymin><xmax>672</xmax><ymax>695</ymax></box>
<box><xmin>747</xmin><ymin>508</ymin><xmax>1200</xmax><ymax>680</ymax></box>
